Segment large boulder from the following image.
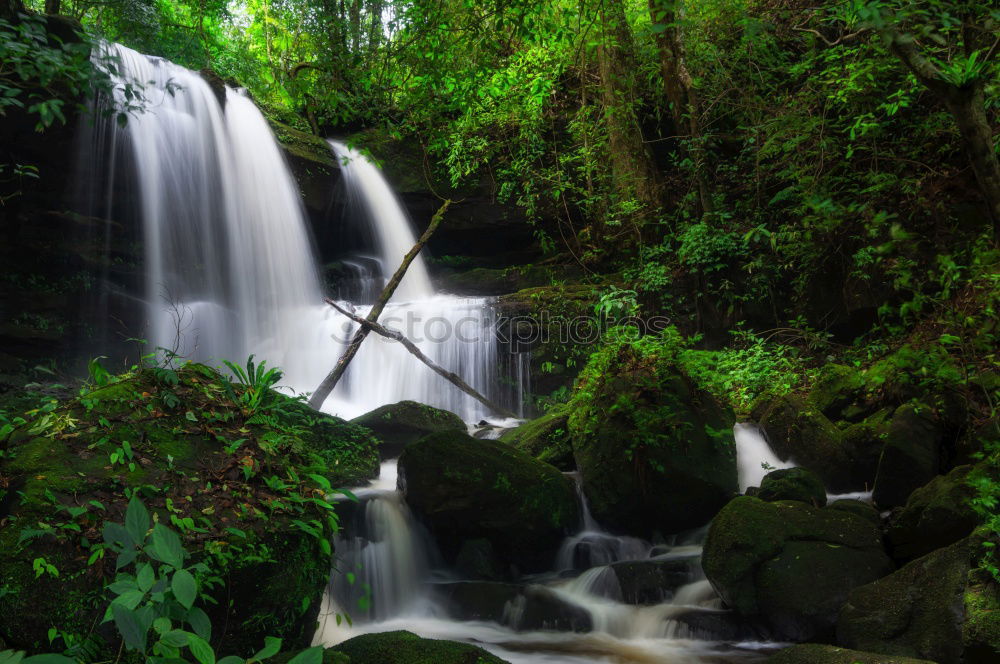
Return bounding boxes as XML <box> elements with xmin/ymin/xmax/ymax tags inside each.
<box><xmin>886</xmin><ymin>464</ymin><xmax>980</xmax><ymax>562</ymax></box>
<box><xmin>609</xmin><ymin>557</ymin><xmax>699</xmax><ymax>605</ymax></box>
<box><xmin>838</xmin><ymin>534</ymin><xmax>999</xmax><ymax>664</ymax></box>
<box><xmin>703</xmin><ymin>496</ymin><xmax>894</xmax><ymax>641</ymax></box>
<box><xmin>765</xmin><ymin>644</ymin><xmax>934</xmax><ymax>664</ymax></box>
<box><xmin>872</xmin><ymin>402</ymin><xmax>946</xmax><ymax>508</ymax></box>
<box><xmin>758</xmin><ymin>468</ymin><xmax>827</xmax><ymax>506</ymax></box>
<box><xmin>753</xmin><ymin>394</ymin><xmax>878</xmax><ymax>492</ymax></box>
<box><xmin>352</xmin><ymin>400</ymin><xmax>466</xmax><ymax>458</ymax></box>
<box><xmin>398</xmin><ymin>431</ymin><xmax>579</xmax><ymax>572</ymax></box>
<box><xmin>568</xmin><ymin>339</ymin><xmax>738</xmax><ymax>537</ymax></box>
<box><xmin>499</xmin><ymin>405</ymin><xmax>574</xmax><ymax>471</ymax></box>
<box><xmin>330</xmin><ymin>630</ymin><xmax>509</xmax><ymax>664</ymax></box>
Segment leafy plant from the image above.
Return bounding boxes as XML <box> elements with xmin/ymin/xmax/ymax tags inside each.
<box><xmin>222</xmin><ymin>355</ymin><xmax>283</xmax><ymax>414</ymax></box>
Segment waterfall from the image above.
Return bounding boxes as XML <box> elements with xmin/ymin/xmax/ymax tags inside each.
<box><xmin>733</xmin><ymin>422</ymin><xmax>795</xmax><ymax>491</ymax></box>
<box><xmin>83</xmin><ymin>43</ymin><xmax>517</xmax><ymax>422</ymax></box>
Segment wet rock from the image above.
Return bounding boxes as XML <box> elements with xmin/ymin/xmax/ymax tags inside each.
<box><xmin>568</xmin><ymin>340</ymin><xmax>737</xmax><ymax>537</ymax></box>
<box><xmin>454</xmin><ymin>538</ymin><xmax>507</xmax><ymax>581</ymax></box>
<box><xmin>435</xmin><ymin>581</ymin><xmax>592</xmax><ymax>632</ymax></box>
<box><xmin>765</xmin><ymin>644</ymin><xmax>934</xmax><ymax>664</ymax></box>
<box><xmin>500</xmin><ymin>405</ymin><xmax>574</xmax><ymax>471</ymax></box>
<box><xmin>330</xmin><ymin>630</ymin><xmax>510</xmax><ymax>664</ymax></box>
<box><xmin>827</xmin><ymin>499</ymin><xmax>880</xmax><ymax>525</ymax></box>
<box><xmin>873</xmin><ymin>403</ymin><xmax>946</xmax><ymax>508</ymax></box>
<box><xmin>886</xmin><ymin>464</ymin><xmax>979</xmax><ymax>562</ymax></box>
<box><xmin>703</xmin><ymin>496</ymin><xmax>894</xmax><ymax>642</ymax></box>
<box><xmin>838</xmin><ymin>534</ymin><xmax>999</xmax><ymax>664</ymax></box>
<box><xmin>758</xmin><ymin>468</ymin><xmax>827</xmax><ymax>506</ymax></box>
<box><xmin>398</xmin><ymin>431</ymin><xmax>579</xmax><ymax>572</ymax></box>
<box><xmin>670</xmin><ymin>609</ymin><xmax>771</xmax><ymax>641</ymax></box>
<box><xmin>609</xmin><ymin>558</ymin><xmax>698</xmax><ymax>605</ymax></box>
<box><xmin>353</xmin><ymin>400</ymin><xmax>466</xmax><ymax>458</ymax></box>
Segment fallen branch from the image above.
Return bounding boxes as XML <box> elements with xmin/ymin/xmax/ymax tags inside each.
<box><xmin>324</xmin><ymin>298</ymin><xmax>518</xmax><ymax>420</ymax></box>
<box><xmin>308</xmin><ymin>200</ymin><xmax>451</xmax><ymax>411</ymax></box>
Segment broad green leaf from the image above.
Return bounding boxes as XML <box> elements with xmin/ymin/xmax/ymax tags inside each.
<box><xmin>187</xmin><ymin>634</ymin><xmax>216</xmax><ymax>664</ymax></box>
<box><xmin>137</xmin><ymin>563</ymin><xmax>155</xmax><ymax>592</ymax></box>
<box><xmin>112</xmin><ymin>603</ymin><xmax>148</xmax><ymax>652</ymax></box>
<box><xmin>187</xmin><ymin>607</ymin><xmax>212</xmax><ymax>641</ymax></box>
<box><xmin>250</xmin><ymin>636</ymin><xmax>281</xmax><ymax>663</ymax></box>
<box><xmin>171</xmin><ymin>569</ymin><xmax>197</xmax><ymax>610</ymax></box>
<box><xmin>22</xmin><ymin>656</ymin><xmax>76</xmax><ymax>664</ymax></box>
<box><xmin>151</xmin><ymin>524</ymin><xmax>184</xmax><ymax>569</ymax></box>
<box><xmin>285</xmin><ymin>647</ymin><xmax>323</xmax><ymax>664</ymax></box>
<box><xmin>125</xmin><ymin>496</ymin><xmax>150</xmax><ymax>543</ymax></box>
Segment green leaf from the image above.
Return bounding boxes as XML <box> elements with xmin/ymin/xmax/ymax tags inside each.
<box><xmin>187</xmin><ymin>607</ymin><xmax>212</xmax><ymax>641</ymax></box>
<box><xmin>159</xmin><ymin>630</ymin><xmax>189</xmax><ymax>648</ymax></box>
<box><xmin>217</xmin><ymin>658</ymin><xmax>245</xmax><ymax>664</ymax></box>
<box><xmin>150</xmin><ymin>524</ymin><xmax>185</xmax><ymax>569</ymax></box>
<box><xmin>112</xmin><ymin>602</ymin><xmax>148</xmax><ymax>652</ymax></box>
<box><xmin>285</xmin><ymin>647</ymin><xmax>323</xmax><ymax>664</ymax></box>
<box><xmin>22</xmin><ymin>656</ymin><xmax>76</xmax><ymax>664</ymax></box>
<box><xmin>171</xmin><ymin>569</ymin><xmax>197</xmax><ymax>610</ymax></box>
<box><xmin>137</xmin><ymin>563</ymin><xmax>155</xmax><ymax>592</ymax></box>
<box><xmin>0</xmin><ymin>652</ymin><xmax>25</xmax><ymax>664</ymax></box>
<box><xmin>250</xmin><ymin>636</ymin><xmax>281</xmax><ymax>663</ymax></box>
<box><xmin>125</xmin><ymin>496</ymin><xmax>150</xmax><ymax>544</ymax></box>
<box><xmin>187</xmin><ymin>634</ymin><xmax>216</xmax><ymax>664</ymax></box>
<box><xmin>111</xmin><ymin>589</ymin><xmax>145</xmax><ymax>610</ymax></box>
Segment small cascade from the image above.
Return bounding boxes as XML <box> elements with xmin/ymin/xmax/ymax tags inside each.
<box><xmin>733</xmin><ymin>422</ymin><xmax>795</xmax><ymax>491</ymax></box>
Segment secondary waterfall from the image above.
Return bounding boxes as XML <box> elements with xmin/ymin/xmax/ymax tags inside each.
<box><xmin>83</xmin><ymin>43</ymin><xmax>516</xmax><ymax>421</ymax></box>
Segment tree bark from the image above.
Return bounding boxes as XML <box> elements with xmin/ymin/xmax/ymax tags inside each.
<box><xmin>308</xmin><ymin>199</ymin><xmax>451</xmax><ymax>411</ymax></box>
<box><xmin>325</xmin><ymin>299</ymin><xmax>518</xmax><ymax>419</ymax></box>
<box><xmin>596</xmin><ymin>0</ymin><xmax>662</xmax><ymax>220</ymax></box>
<box><xmin>648</xmin><ymin>0</ymin><xmax>713</xmax><ymax>216</ymax></box>
<box><xmin>44</xmin><ymin>0</ymin><xmax>59</xmax><ymax>15</ymax></box>
<box><xmin>2</xmin><ymin>0</ymin><xmax>24</xmax><ymax>21</ymax></box>
<box><xmin>881</xmin><ymin>25</ymin><xmax>1000</xmax><ymax>230</ymax></box>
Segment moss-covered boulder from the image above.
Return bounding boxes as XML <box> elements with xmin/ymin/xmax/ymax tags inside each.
<box><xmin>330</xmin><ymin>631</ymin><xmax>509</xmax><ymax>664</ymax></box>
<box><xmin>808</xmin><ymin>364</ymin><xmax>867</xmax><ymax>421</ymax></box>
<box><xmin>765</xmin><ymin>644</ymin><xmax>934</xmax><ymax>664</ymax></box>
<box><xmin>499</xmin><ymin>405</ymin><xmax>573</xmax><ymax>471</ymax></box>
<box><xmin>352</xmin><ymin>400</ymin><xmax>466</xmax><ymax>458</ymax></box>
<box><xmin>568</xmin><ymin>339</ymin><xmax>737</xmax><ymax>537</ymax></box>
<box><xmin>398</xmin><ymin>431</ymin><xmax>579</xmax><ymax>572</ymax></box>
<box><xmin>758</xmin><ymin>468</ymin><xmax>827</xmax><ymax>506</ymax></box>
<box><xmin>753</xmin><ymin>394</ymin><xmax>872</xmax><ymax>492</ymax></box>
<box><xmin>0</xmin><ymin>363</ymin><xmax>376</xmax><ymax>654</ymax></box>
<box><xmin>872</xmin><ymin>402</ymin><xmax>947</xmax><ymax>508</ymax></box>
<box><xmin>703</xmin><ymin>496</ymin><xmax>894</xmax><ymax>641</ymax></box>
<box><xmin>837</xmin><ymin>536</ymin><xmax>984</xmax><ymax>664</ymax></box>
<box><xmin>886</xmin><ymin>464</ymin><xmax>980</xmax><ymax>562</ymax></box>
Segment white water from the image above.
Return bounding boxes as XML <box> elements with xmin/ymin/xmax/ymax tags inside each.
<box><xmin>314</xmin><ymin>462</ymin><xmax>773</xmax><ymax>663</ymax></box>
<box><xmin>733</xmin><ymin>423</ymin><xmax>795</xmax><ymax>492</ymax></box>
<box><xmin>88</xmin><ymin>43</ymin><xmax>514</xmax><ymax>421</ymax></box>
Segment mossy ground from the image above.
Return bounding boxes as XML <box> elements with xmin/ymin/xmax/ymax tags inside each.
<box><xmin>0</xmin><ymin>362</ymin><xmax>379</xmax><ymax>654</ymax></box>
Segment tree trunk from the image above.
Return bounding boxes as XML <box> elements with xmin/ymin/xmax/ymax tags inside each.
<box><xmin>308</xmin><ymin>200</ymin><xmax>451</xmax><ymax>411</ymax></box>
<box><xmin>881</xmin><ymin>25</ymin><xmax>1000</xmax><ymax>232</ymax></box>
<box><xmin>2</xmin><ymin>0</ymin><xmax>25</xmax><ymax>21</ymax></box>
<box><xmin>648</xmin><ymin>0</ymin><xmax>713</xmax><ymax>216</ymax></box>
<box><xmin>44</xmin><ymin>0</ymin><xmax>59</xmax><ymax>14</ymax></box>
<box><xmin>596</xmin><ymin>0</ymin><xmax>661</xmax><ymax>221</ymax></box>
<box><xmin>944</xmin><ymin>84</ymin><xmax>1000</xmax><ymax>227</ymax></box>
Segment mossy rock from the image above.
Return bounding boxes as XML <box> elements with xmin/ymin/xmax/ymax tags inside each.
<box><xmin>754</xmin><ymin>394</ymin><xmax>866</xmax><ymax>492</ymax></box>
<box><xmin>886</xmin><ymin>464</ymin><xmax>981</xmax><ymax>562</ymax></box>
<box><xmin>765</xmin><ymin>644</ymin><xmax>935</xmax><ymax>664</ymax></box>
<box><xmin>837</xmin><ymin>536</ymin><xmax>976</xmax><ymax>664</ymax></box>
<box><xmin>568</xmin><ymin>339</ymin><xmax>737</xmax><ymax>537</ymax></box>
<box><xmin>0</xmin><ymin>363</ymin><xmax>374</xmax><ymax>654</ymax></box>
<box><xmin>827</xmin><ymin>499</ymin><xmax>880</xmax><ymax>525</ymax></box>
<box><xmin>499</xmin><ymin>405</ymin><xmax>573</xmax><ymax>471</ymax></box>
<box><xmin>873</xmin><ymin>402</ymin><xmax>947</xmax><ymax>508</ymax></box>
<box><xmin>398</xmin><ymin>430</ymin><xmax>579</xmax><ymax>572</ymax></box>
<box><xmin>330</xmin><ymin>630</ymin><xmax>509</xmax><ymax>664</ymax></box>
<box><xmin>703</xmin><ymin>496</ymin><xmax>893</xmax><ymax>641</ymax></box>
<box><xmin>758</xmin><ymin>467</ymin><xmax>827</xmax><ymax>506</ymax></box>
<box><xmin>964</xmin><ymin>549</ymin><xmax>1000</xmax><ymax>664</ymax></box>
<box><xmin>352</xmin><ymin>400</ymin><xmax>466</xmax><ymax>459</ymax></box>
<box><xmin>808</xmin><ymin>364</ymin><xmax>866</xmax><ymax>421</ymax></box>
<box><xmin>609</xmin><ymin>557</ymin><xmax>698</xmax><ymax>605</ymax></box>
<box><xmin>435</xmin><ymin>581</ymin><xmax>592</xmax><ymax>632</ymax></box>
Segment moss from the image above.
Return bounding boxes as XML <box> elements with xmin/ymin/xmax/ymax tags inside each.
<box><xmin>352</xmin><ymin>400</ymin><xmax>465</xmax><ymax>459</ymax></box>
<box><xmin>808</xmin><ymin>364</ymin><xmax>866</xmax><ymax>419</ymax></box>
<box><xmin>267</xmin><ymin>118</ymin><xmax>335</xmax><ymax>169</ymax></box>
<box><xmin>703</xmin><ymin>496</ymin><xmax>892</xmax><ymax>641</ymax></box>
<box><xmin>398</xmin><ymin>430</ymin><xmax>578</xmax><ymax>571</ymax></box>
<box><xmin>499</xmin><ymin>405</ymin><xmax>573</xmax><ymax>471</ymax></box>
<box><xmin>887</xmin><ymin>464</ymin><xmax>980</xmax><ymax>562</ymax></box>
<box><xmin>330</xmin><ymin>630</ymin><xmax>509</xmax><ymax>664</ymax></box>
<box><xmin>567</xmin><ymin>336</ymin><xmax>737</xmax><ymax>536</ymax></box>
<box><xmin>964</xmin><ymin>568</ymin><xmax>1000</xmax><ymax>663</ymax></box>
<box><xmin>758</xmin><ymin>467</ymin><xmax>827</xmax><ymax>506</ymax></box>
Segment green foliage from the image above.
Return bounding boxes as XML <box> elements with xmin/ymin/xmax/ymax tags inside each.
<box><xmin>221</xmin><ymin>355</ymin><xmax>283</xmax><ymax>415</ymax></box>
<box><xmin>969</xmin><ymin>433</ymin><xmax>1000</xmax><ymax>583</ymax></box>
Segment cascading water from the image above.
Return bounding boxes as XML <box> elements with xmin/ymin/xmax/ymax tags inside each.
<box><xmin>85</xmin><ymin>43</ymin><xmax>518</xmax><ymax>422</ymax></box>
